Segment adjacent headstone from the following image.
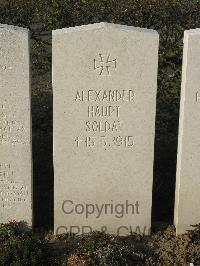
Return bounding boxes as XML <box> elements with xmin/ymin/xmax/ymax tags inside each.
<box><xmin>53</xmin><ymin>22</ymin><xmax>159</xmax><ymax>235</ymax></box>
<box><xmin>175</xmin><ymin>29</ymin><xmax>200</xmax><ymax>234</ymax></box>
<box><xmin>0</xmin><ymin>24</ymin><xmax>32</xmax><ymax>226</ymax></box>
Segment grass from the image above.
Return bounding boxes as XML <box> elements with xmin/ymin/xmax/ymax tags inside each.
<box><xmin>0</xmin><ymin>221</ymin><xmax>200</xmax><ymax>265</ymax></box>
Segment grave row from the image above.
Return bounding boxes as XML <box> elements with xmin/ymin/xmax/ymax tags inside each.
<box><xmin>0</xmin><ymin>23</ymin><xmax>199</xmax><ymax>235</ymax></box>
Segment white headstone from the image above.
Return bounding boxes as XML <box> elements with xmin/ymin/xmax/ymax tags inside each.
<box><xmin>0</xmin><ymin>24</ymin><xmax>32</xmax><ymax>226</ymax></box>
<box><xmin>175</xmin><ymin>29</ymin><xmax>200</xmax><ymax>234</ymax></box>
<box><xmin>53</xmin><ymin>22</ymin><xmax>159</xmax><ymax>235</ymax></box>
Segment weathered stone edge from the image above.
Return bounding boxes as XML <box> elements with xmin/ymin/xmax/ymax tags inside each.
<box><xmin>184</xmin><ymin>28</ymin><xmax>200</xmax><ymax>35</ymax></box>
<box><xmin>0</xmin><ymin>23</ymin><xmax>29</xmax><ymax>33</ymax></box>
<box><xmin>52</xmin><ymin>22</ymin><xmax>158</xmax><ymax>36</ymax></box>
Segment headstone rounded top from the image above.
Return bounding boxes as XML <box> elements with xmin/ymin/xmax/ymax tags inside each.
<box><xmin>184</xmin><ymin>28</ymin><xmax>200</xmax><ymax>36</ymax></box>
<box><xmin>183</xmin><ymin>29</ymin><xmax>200</xmax><ymax>44</ymax></box>
<box><xmin>0</xmin><ymin>23</ymin><xmax>29</xmax><ymax>33</ymax></box>
<box><xmin>184</xmin><ymin>28</ymin><xmax>200</xmax><ymax>34</ymax></box>
<box><xmin>53</xmin><ymin>22</ymin><xmax>158</xmax><ymax>36</ymax></box>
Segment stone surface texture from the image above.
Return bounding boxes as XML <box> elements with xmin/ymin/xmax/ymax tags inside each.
<box><xmin>175</xmin><ymin>29</ymin><xmax>200</xmax><ymax>234</ymax></box>
<box><xmin>53</xmin><ymin>22</ymin><xmax>159</xmax><ymax>235</ymax></box>
<box><xmin>0</xmin><ymin>24</ymin><xmax>32</xmax><ymax>226</ymax></box>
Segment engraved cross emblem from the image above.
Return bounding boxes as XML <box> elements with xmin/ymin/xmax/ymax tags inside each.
<box><xmin>94</xmin><ymin>54</ymin><xmax>117</xmax><ymax>76</ymax></box>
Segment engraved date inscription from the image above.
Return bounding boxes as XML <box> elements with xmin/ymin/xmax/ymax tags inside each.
<box><xmin>0</xmin><ymin>180</ymin><xmax>29</xmax><ymax>209</ymax></box>
<box><xmin>75</xmin><ymin>135</ymin><xmax>134</xmax><ymax>149</ymax></box>
<box><xmin>0</xmin><ymin>101</ymin><xmax>28</xmax><ymax>145</ymax></box>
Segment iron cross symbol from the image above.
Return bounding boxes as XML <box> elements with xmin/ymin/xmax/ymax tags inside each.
<box><xmin>94</xmin><ymin>53</ymin><xmax>117</xmax><ymax>76</ymax></box>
